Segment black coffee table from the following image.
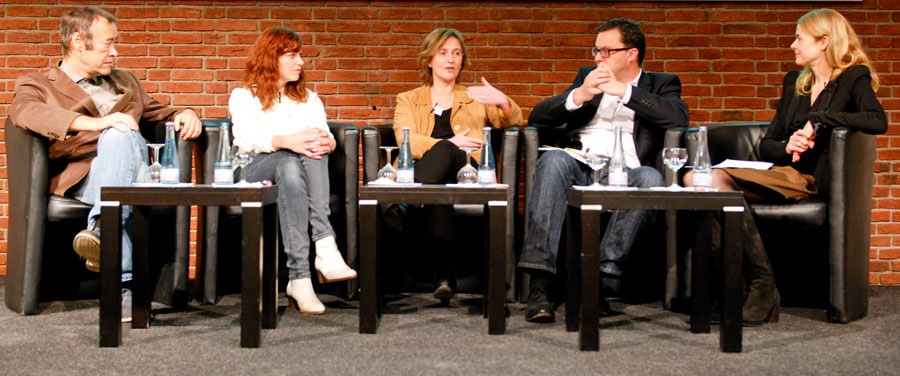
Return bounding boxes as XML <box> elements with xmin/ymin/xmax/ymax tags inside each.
<box><xmin>358</xmin><ymin>184</ymin><xmax>510</xmax><ymax>335</ymax></box>
<box><xmin>99</xmin><ymin>184</ymin><xmax>278</xmax><ymax>348</ymax></box>
<box><xmin>565</xmin><ymin>187</ymin><xmax>746</xmax><ymax>352</ymax></box>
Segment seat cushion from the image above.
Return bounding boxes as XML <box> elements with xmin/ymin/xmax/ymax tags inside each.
<box><xmin>751</xmin><ymin>199</ymin><xmax>827</xmax><ymax>228</ymax></box>
<box><xmin>46</xmin><ymin>195</ymin><xmax>91</xmax><ymax>222</ymax></box>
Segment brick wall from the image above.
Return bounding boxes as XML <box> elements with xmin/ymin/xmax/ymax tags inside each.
<box><xmin>0</xmin><ymin>1</ymin><xmax>896</xmax><ymax>284</ymax></box>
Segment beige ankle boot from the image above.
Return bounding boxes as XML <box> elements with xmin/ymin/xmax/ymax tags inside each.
<box><xmin>314</xmin><ymin>236</ymin><xmax>357</xmax><ymax>283</ymax></box>
<box><xmin>286</xmin><ymin>278</ymin><xmax>325</xmax><ymax>315</ymax></box>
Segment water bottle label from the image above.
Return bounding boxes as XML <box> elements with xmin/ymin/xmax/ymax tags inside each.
<box><xmin>160</xmin><ymin>168</ymin><xmax>179</xmax><ymax>184</ymax></box>
<box><xmin>397</xmin><ymin>169</ymin><xmax>415</xmax><ymax>184</ymax></box>
<box><xmin>214</xmin><ymin>168</ymin><xmax>234</xmax><ymax>185</ymax></box>
<box><xmin>693</xmin><ymin>171</ymin><xmax>712</xmax><ymax>188</ymax></box>
<box><xmin>609</xmin><ymin>170</ymin><xmax>628</xmax><ymax>186</ymax></box>
<box><xmin>478</xmin><ymin>170</ymin><xmax>496</xmax><ymax>185</ymax></box>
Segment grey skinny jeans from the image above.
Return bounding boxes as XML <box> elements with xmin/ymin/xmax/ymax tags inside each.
<box><xmin>243</xmin><ymin>150</ymin><xmax>335</xmax><ymax>280</ymax></box>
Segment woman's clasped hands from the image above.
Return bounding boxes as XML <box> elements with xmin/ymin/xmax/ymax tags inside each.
<box><xmin>279</xmin><ymin>128</ymin><xmax>334</xmax><ymax>159</ymax></box>
<box><xmin>787</xmin><ymin>122</ymin><xmax>817</xmax><ymax>162</ymax></box>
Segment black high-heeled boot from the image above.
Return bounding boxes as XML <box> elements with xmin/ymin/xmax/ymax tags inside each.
<box><xmin>698</xmin><ymin>207</ymin><xmax>779</xmax><ymax>326</ymax></box>
<box><xmin>741</xmin><ymin>210</ymin><xmax>779</xmax><ymax>326</ymax></box>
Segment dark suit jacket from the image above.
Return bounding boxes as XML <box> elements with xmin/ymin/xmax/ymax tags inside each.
<box><xmin>528</xmin><ymin>66</ymin><xmax>689</xmax><ymax>169</ymax></box>
<box><xmin>10</xmin><ymin>65</ymin><xmax>177</xmax><ymax>196</ymax></box>
<box><xmin>760</xmin><ymin>65</ymin><xmax>887</xmax><ymax>174</ymax></box>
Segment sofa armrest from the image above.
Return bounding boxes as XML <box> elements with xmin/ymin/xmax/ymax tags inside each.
<box><xmin>328</xmin><ymin>122</ymin><xmax>360</xmax><ymax>271</ymax></box>
<box><xmin>362</xmin><ymin>125</ymin><xmax>395</xmax><ymax>184</ymax></box>
<box><xmin>827</xmin><ymin>126</ymin><xmax>875</xmax><ymax>323</ymax></box>
<box><xmin>5</xmin><ymin>118</ymin><xmax>51</xmax><ymax>314</ymax></box>
<box><xmin>499</xmin><ymin>127</ymin><xmax>520</xmax><ymax>186</ymax></box>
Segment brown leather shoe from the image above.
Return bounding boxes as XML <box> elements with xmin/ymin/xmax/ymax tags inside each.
<box><xmin>73</xmin><ymin>229</ymin><xmax>101</xmax><ymax>272</ymax></box>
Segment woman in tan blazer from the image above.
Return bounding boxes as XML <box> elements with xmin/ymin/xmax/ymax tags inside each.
<box><xmin>391</xmin><ymin>28</ymin><xmax>523</xmax><ymax>302</ymax></box>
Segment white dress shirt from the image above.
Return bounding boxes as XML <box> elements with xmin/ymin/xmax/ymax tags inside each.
<box><xmin>566</xmin><ymin>71</ymin><xmax>642</xmax><ymax>168</ymax></box>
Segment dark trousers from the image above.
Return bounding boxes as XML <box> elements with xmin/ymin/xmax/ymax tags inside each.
<box><xmin>414</xmin><ymin>140</ymin><xmax>468</xmax><ymax>285</ymax></box>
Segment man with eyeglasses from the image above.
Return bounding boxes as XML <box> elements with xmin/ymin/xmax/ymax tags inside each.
<box><xmin>518</xmin><ymin>18</ymin><xmax>689</xmax><ymax>323</ymax></box>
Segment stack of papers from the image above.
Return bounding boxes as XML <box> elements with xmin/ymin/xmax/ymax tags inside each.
<box><xmin>712</xmin><ymin>159</ymin><xmax>773</xmax><ymax>170</ymax></box>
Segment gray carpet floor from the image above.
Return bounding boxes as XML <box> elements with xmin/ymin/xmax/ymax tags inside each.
<box><xmin>2</xmin><ymin>279</ymin><xmax>899</xmax><ymax>375</ymax></box>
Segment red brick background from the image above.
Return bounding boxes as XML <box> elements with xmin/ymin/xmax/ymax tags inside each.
<box><xmin>0</xmin><ymin>1</ymin><xmax>896</xmax><ymax>284</ymax></box>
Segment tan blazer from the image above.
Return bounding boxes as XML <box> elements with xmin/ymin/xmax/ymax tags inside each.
<box><xmin>392</xmin><ymin>85</ymin><xmax>523</xmax><ymax>163</ymax></box>
<box><xmin>10</xmin><ymin>65</ymin><xmax>177</xmax><ymax>196</ymax></box>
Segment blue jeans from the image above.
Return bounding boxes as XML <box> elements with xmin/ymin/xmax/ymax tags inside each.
<box><xmin>243</xmin><ymin>150</ymin><xmax>334</xmax><ymax>280</ymax></box>
<box><xmin>70</xmin><ymin>128</ymin><xmax>150</xmax><ymax>282</ymax></box>
<box><xmin>518</xmin><ymin>150</ymin><xmax>664</xmax><ymax>276</ymax></box>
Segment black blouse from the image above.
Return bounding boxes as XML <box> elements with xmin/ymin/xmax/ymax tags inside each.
<box><xmin>431</xmin><ymin>108</ymin><xmax>453</xmax><ymax>139</ymax></box>
<box><xmin>760</xmin><ymin>65</ymin><xmax>887</xmax><ymax>174</ymax></box>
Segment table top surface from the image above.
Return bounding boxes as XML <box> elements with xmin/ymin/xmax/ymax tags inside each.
<box><xmin>360</xmin><ymin>183</ymin><xmax>509</xmax><ymax>204</ymax></box>
<box><xmin>566</xmin><ymin>186</ymin><xmax>745</xmax><ymax>211</ymax></box>
<box><xmin>101</xmin><ymin>183</ymin><xmax>277</xmax><ymax>206</ymax></box>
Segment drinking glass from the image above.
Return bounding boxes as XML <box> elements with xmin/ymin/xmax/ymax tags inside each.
<box><xmin>662</xmin><ymin>147</ymin><xmax>688</xmax><ymax>190</ymax></box>
<box><xmin>232</xmin><ymin>146</ymin><xmax>255</xmax><ymax>185</ymax></box>
<box><xmin>585</xmin><ymin>149</ymin><xmax>609</xmax><ymax>189</ymax></box>
<box><xmin>147</xmin><ymin>143</ymin><xmax>165</xmax><ymax>183</ymax></box>
<box><xmin>456</xmin><ymin>147</ymin><xmax>478</xmax><ymax>185</ymax></box>
<box><xmin>377</xmin><ymin>146</ymin><xmax>398</xmax><ymax>181</ymax></box>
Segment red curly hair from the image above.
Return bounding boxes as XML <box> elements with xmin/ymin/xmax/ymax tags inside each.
<box><xmin>243</xmin><ymin>26</ymin><xmax>308</xmax><ymax>110</ymax></box>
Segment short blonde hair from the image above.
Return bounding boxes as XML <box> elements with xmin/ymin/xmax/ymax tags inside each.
<box><xmin>795</xmin><ymin>8</ymin><xmax>879</xmax><ymax>95</ymax></box>
<box><xmin>417</xmin><ymin>28</ymin><xmax>469</xmax><ymax>85</ymax></box>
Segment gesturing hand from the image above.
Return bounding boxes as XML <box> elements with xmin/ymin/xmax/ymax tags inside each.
<box><xmin>466</xmin><ymin>77</ymin><xmax>511</xmax><ymax>114</ymax></box>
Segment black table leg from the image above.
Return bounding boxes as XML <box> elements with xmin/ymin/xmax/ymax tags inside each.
<box><xmin>132</xmin><ymin>205</ymin><xmax>151</xmax><ymax>329</ymax></box>
<box><xmin>721</xmin><ymin>207</ymin><xmax>744</xmax><ymax>353</ymax></box>
<box><xmin>262</xmin><ymin>202</ymin><xmax>278</xmax><ymax>330</ymax></box>
<box><xmin>565</xmin><ymin>207</ymin><xmax>580</xmax><ymax>333</ymax></box>
<box><xmin>100</xmin><ymin>202</ymin><xmax>123</xmax><ymax>347</ymax></box>
<box><xmin>691</xmin><ymin>215</ymin><xmax>712</xmax><ymax>334</ymax></box>
<box><xmin>487</xmin><ymin>200</ymin><xmax>507</xmax><ymax>335</ymax></box>
<box><xmin>579</xmin><ymin>205</ymin><xmax>602</xmax><ymax>352</ymax></box>
<box><xmin>241</xmin><ymin>202</ymin><xmax>263</xmax><ymax>348</ymax></box>
<box><xmin>359</xmin><ymin>200</ymin><xmax>379</xmax><ymax>334</ymax></box>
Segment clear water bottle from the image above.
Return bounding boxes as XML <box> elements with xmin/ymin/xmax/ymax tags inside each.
<box><xmin>213</xmin><ymin>120</ymin><xmax>234</xmax><ymax>185</ymax></box>
<box><xmin>608</xmin><ymin>123</ymin><xmax>628</xmax><ymax>188</ymax></box>
<box><xmin>396</xmin><ymin>127</ymin><xmax>415</xmax><ymax>184</ymax></box>
<box><xmin>159</xmin><ymin>121</ymin><xmax>180</xmax><ymax>184</ymax></box>
<box><xmin>478</xmin><ymin>127</ymin><xmax>496</xmax><ymax>185</ymax></box>
<box><xmin>692</xmin><ymin>126</ymin><xmax>713</xmax><ymax>191</ymax></box>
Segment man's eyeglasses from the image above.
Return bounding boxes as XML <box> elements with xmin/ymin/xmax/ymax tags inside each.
<box><xmin>591</xmin><ymin>47</ymin><xmax>631</xmax><ymax>58</ymax></box>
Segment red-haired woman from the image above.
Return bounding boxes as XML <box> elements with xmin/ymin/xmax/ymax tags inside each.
<box><xmin>229</xmin><ymin>27</ymin><xmax>356</xmax><ymax>315</ymax></box>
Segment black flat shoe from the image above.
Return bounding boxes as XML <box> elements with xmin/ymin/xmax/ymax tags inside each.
<box><xmin>524</xmin><ymin>291</ymin><xmax>555</xmax><ymax>323</ymax></box>
<box><xmin>525</xmin><ymin>302</ymin><xmax>555</xmax><ymax>323</ymax></box>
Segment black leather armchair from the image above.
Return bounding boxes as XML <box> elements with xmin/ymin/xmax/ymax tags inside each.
<box><xmin>5</xmin><ymin>117</ymin><xmax>194</xmax><ymax>315</ymax></box>
<box><xmin>198</xmin><ymin>120</ymin><xmax>359</xmax><ymax>303</ymax></box>
<box><xmin>361</xmin><ymin>124</ymin><xmax>520</xmax><ymax>301</ymax></box>
<box><xmin>664</xmin><ymin>122</ymin><xmax>875</xmax><ymax>323</ymax></box>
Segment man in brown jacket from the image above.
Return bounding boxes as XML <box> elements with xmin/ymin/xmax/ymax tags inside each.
<box><xmin>9</xmin><ymin>6</ymin><xmax>201</xmax><ymax>320</ymax></box>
